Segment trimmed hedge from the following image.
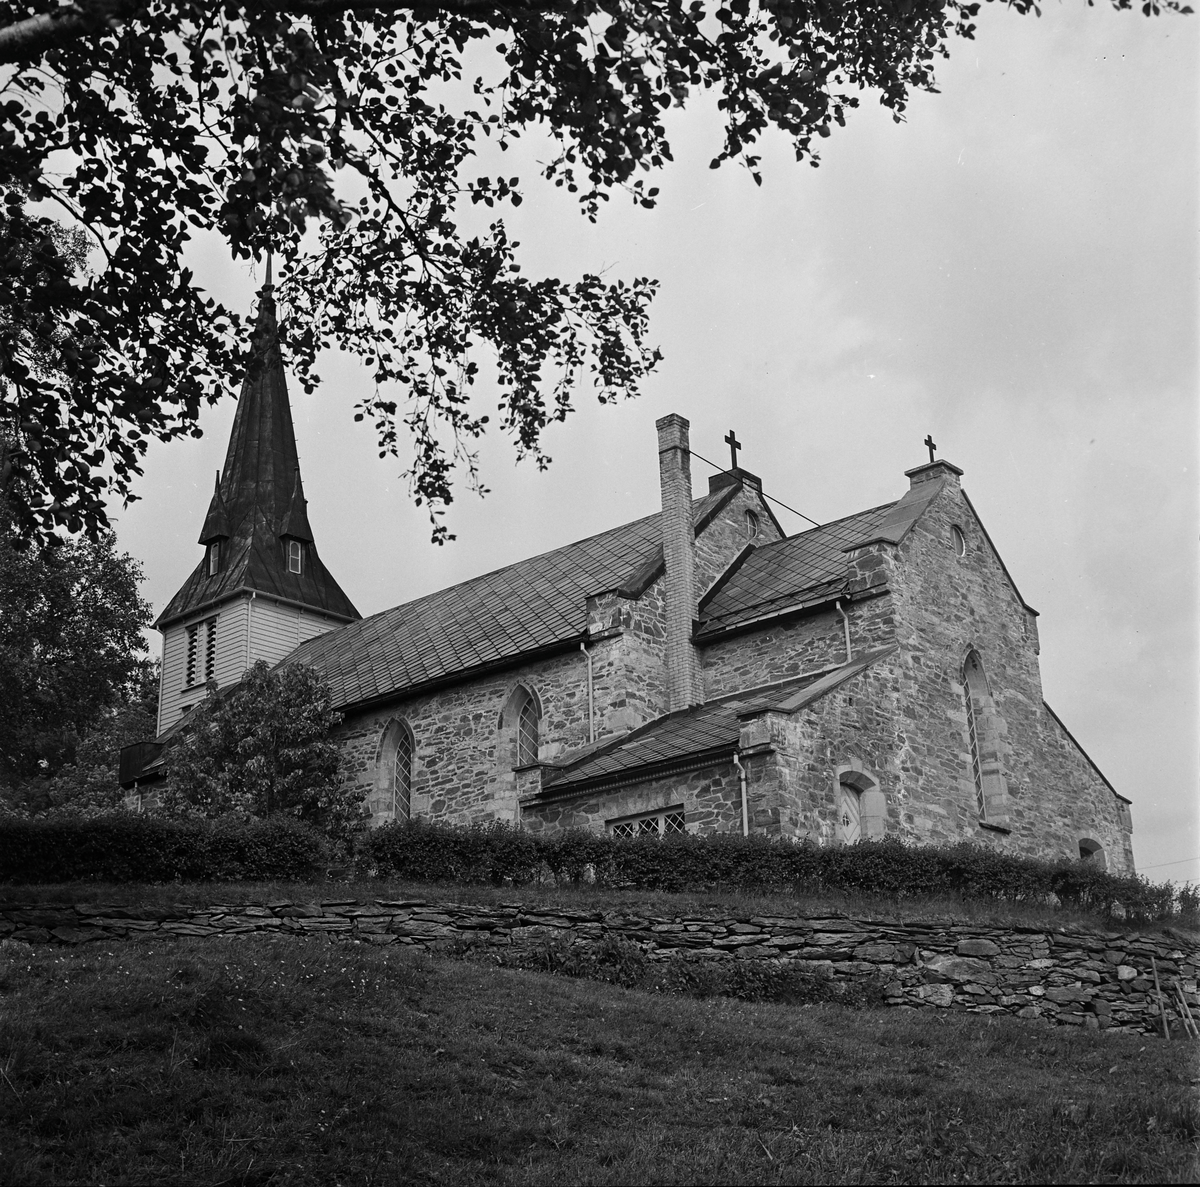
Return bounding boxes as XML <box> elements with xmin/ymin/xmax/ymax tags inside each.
<box><xmin>360</xmin><ymin>819</ymin><xmax>1192</xmax><ymax>924</ymax></box>
<box><xmin>0</xmin><ymin>812</ymin><xmax>328</xmax><ymax>883</ymax></box>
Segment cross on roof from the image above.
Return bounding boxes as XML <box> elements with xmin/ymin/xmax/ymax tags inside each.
<box><xmin>924</xmin><ymin>434</ymin><xmax>937</xmax><ymax>464</ymax></box>
<box><xmin>725</xmin><ymin>430</ymin><xmax>742</xmax><ymax>471</ymax></box>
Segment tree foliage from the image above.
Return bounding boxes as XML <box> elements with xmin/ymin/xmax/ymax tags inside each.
<box><xmin>0</xmin><ymin>500</ymin><xmax>153</xmax><ymax>796</ymax></box>
<box><xmin>161</xmin><ymin>659</ymin><xmax>362</xmax><ymax>841</ymax></box>
<box><xmin>46</xmin><ymin>660</ymin><xmax>158</xmax><ymax>813</ymax></box>
<box><xmin>0</xmin><ymin>0</ymin><xmax>1187</xmax><ymax>545</ymax></box>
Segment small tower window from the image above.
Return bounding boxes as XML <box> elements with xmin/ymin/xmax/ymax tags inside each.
<box><xmin>287</xmin><ymin>540</ymin><xmax>303</xmax><ymax>574</ymax></box>
<box><xmin>951</xmin><ymin>525</ymin><xmax>966</xmax><ymax>557</ymax></box>
<box><xmin>206</xmin><ymin>541</ymin><xmax>221</xmax><ymax>577</ymax></box>
<box><xmin>745</xmin><ymin>510</ymin><xmax>760</xmax><ymax>540</ymax></box>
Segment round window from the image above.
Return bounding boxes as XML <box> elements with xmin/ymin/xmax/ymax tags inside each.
<box><xmin>951</xmin><ymin>525</ymin><xmax>966</xmax><ymax>557</ymax></box>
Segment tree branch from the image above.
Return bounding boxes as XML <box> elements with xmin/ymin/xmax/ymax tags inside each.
<box><xmin>0</xmin><ymin>0</ymin><xmax>548</xmax><ymax>65</ymax></box>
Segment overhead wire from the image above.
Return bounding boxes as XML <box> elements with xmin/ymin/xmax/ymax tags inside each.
<box><xmin>687</xmin><ymin>447</ymin><xmax>823</xmax><ymax>528</ymax></box>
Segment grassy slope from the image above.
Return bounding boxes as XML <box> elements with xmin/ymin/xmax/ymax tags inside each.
<box><xmin>0</xmin><ymin>935</ymin><xmax>1196</xmax><ymax>1186</ymax></box>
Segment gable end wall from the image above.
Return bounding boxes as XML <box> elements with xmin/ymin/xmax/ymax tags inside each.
<box><xmin>886</xmin><ymin>478</ymin><xmax>1132</xmax><ymax>873</ymax></box>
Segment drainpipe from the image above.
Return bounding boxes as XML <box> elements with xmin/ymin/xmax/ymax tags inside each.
<box><xmin>733</xmin><ymin>750</ymin><xmax>749</xmax><ymax>837</ymax></box>
<box><xmin>835</xmin><ymin>599</ymin><xmax>852</xmax><ymax>665</ymax></box>
<box><xmin>245</xmin><ymin>590</ymin><xmax>257</xmax><ymax>672</ymax></box>
<box><xmin>580</xmin><ymin>641</ymin><xmax>595</xmax><ymax>743</ymax></box>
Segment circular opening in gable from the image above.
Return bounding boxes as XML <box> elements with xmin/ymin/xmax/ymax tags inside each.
<box><xmin>951</xmin><ymin>525</ymin><xmax>966</xmax><ymax>557</ymax></box>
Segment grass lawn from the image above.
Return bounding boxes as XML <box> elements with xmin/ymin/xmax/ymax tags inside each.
<box><xmin>1</xmin><ymin>934</ymin><xmax>1196</xmax><ymax>1185</ymax></box>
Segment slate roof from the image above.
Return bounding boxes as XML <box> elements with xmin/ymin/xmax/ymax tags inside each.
<box><xmin>285</xmin><ymin>486</ymin><xmax>736</xmax><ymax>710</ymax></box>
<box><xmin>536</xmin><ymin>649</ymin><xmax>895</xmax><ymax>797</ymax></box>
<box><xmin>696</xmin><ymin>502</ymin><xmax>897</xmax><ymax>636</ymax></box>
<box><xmin>156</xmin><ymin>291</ymin><xmax>360</xmax><ymax>629</ymax></box>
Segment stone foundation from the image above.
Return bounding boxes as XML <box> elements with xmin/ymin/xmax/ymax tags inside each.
<box><xmin>3</xmin><ymin>899</ymin><xmax>1195</xmax><ymax>1037</ymax></box>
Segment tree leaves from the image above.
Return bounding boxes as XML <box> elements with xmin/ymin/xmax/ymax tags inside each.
<box><xmin>161</xmin><ymin>660</ymin><xmax>363</xmax><ymax>842</ymax></box>
<box><xmin>0</xmin><ymin>509</ymin><xmax>153</xmax><ymax>793</ymax></box>
<box><xmin>0</xmin><ymin>0</ymin><xmax>1187</xmax><ymax>544</ymax></box>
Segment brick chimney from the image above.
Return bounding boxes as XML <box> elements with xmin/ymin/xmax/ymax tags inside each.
<box><xmin>656</xmin><ymin>414</ymin><xmax>703</xmax><ymax>711</ymax></box>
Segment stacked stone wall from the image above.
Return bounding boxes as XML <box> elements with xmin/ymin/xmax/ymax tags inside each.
<box><xmin>6</xmin><ymin>898</ymin><xmax>1195</xmax><ymax>1037</ymax></box>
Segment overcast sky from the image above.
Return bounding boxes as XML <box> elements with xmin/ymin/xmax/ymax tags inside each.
<box><xmin>107</xmin><ymin>2</ymin><xmax>1198</xmax><ymax>883</ymax></box>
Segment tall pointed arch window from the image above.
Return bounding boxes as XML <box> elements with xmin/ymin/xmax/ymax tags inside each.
<box><xmin>961</xmin><ymin>651</ymin><xmax>1009</xmax><ymax>826</ymax></box>
<box><xmin>374</xmin><ymin>719</ymin><xmax>414</xmax><ymax>825</ymax></box>
<box><xmin>516</xmin><ymin>692</ymin><xmax>540</xmax><ymax>767</ymax></box>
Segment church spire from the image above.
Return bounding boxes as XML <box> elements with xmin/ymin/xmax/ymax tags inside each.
<box><xmin>155</xmin><ymin>284</ymin><xmax>359</xmax><ymax>630</ymax></box>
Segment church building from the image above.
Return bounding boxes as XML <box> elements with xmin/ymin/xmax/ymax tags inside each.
<box><xmin>124</xmin><ymin>287</ymin><xmax>1135</xmax><ymax>875</ymax></box>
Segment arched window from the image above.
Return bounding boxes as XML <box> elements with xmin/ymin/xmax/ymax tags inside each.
<box><xmin>835</xmin><ymin>760</ymin><xmax>887</xmax><ymax>844</ymax></box>
<box><xmin>1079</xmin><ymin>839</ymin><xmax>1107</xmax><ymax>869</ymax></box>
<box><xmin>961</xmin><ymin>651</ymin><xmax>1009</xmax><ymax>826</ymax></box>
<box><xmin>373</xmin><ymin>719</ymin><xmax>414</xmax><ymax>825</ymax></box>
<box><xmin>951</xmin><ymin>524</ymin><xmax>966</xmax><ymax>557</ymax></box>
<box><xmin>517</xmin><ymin>693</ymin><xmax>539</xmax><ymax>767</ymax></box>
<box><xmin>745</xmin><ymin>510</ymin><xmax>760</xmax><ymax>540</ymax></box>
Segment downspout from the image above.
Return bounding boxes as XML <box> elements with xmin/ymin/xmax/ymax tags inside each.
<box><xmin>733</xmin><ymin>750</ymin><xmax>749</xmax><ymax>837</ymax></box>
<box><xmin>580</xmin><ymin>641</ymin><xmax>595</xmax><ymax>743</ymax></box>
<box><xmin>245</xmin><ymin>590</ymin><xmax>257</xmax><ymax>673</ymax></box>
<box><xmin>835</xmin><ymin>599</ymin><xmax>852</xmax><ymax>665</ymax></box>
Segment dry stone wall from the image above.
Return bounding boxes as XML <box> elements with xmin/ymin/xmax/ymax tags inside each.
<box><xmin>4</xmin><ymin>898</ymin><xmax>1195</xmax><ymax>1037</ymax></box>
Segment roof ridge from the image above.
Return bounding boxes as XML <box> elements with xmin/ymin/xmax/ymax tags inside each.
<box><xmin>341</xmin><ymin>490</ymin><xmax>727</xmax><ymax>632</ymax></box>
<box><xmin>784</xmin><ymin>499</ymin><xmax>899</xmax><ymax>540</ymax></box>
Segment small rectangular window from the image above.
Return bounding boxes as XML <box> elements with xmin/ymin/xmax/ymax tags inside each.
<box><xmin>206</xmin><ymin>542</ymin><xmax>220</xmax><ymax>577</ymax></box>
<box><xmin>607</xmin><ymin>806</ymin><xmax>686</xmax><ymax>838</ymax></box>
<box><xmin>288</xmin><ymin>540</ymin><xmax>302</xmax><ymax>574</ymax></box>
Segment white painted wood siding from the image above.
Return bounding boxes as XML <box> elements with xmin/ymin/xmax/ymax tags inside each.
<box><xmin>157</xmin><ymin>600</ymin><xmax>250</xmax><ymax>733</ymax></box>
<box><xmin>157</xmin><ymin>595</ymin><xmax>345</xmax><ymax>735</ymax></box>
<box><xmin>246</xmin><ymin>597</ymin><xmax>341</xmax><ymax>668</ymax></box>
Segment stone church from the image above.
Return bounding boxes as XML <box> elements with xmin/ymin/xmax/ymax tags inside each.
<box><xmin>122</xmin><ymin>288</ymin><xmax>1135</xmax><ymax>875</ymax></box>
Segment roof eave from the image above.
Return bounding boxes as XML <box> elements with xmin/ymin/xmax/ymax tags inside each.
<box><xmin>531</xmin><ymin>744</ymin><xmax>738</xmax><ymax>802</ymax></box>
<box><xmin>695</xmin><ymin>584</ymin><xmax>890</xmax><ymax>643</ymax></box>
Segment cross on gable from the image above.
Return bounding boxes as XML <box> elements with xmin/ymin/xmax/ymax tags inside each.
<box><xmin>724</xmin><ymin>430</ymin><xmax>742</xmax><ymax>471</ymax></box>
<box><xmin>924</xmin><ymin>434</ymin><xmax>937</xmax><ymax>464</ymax></box>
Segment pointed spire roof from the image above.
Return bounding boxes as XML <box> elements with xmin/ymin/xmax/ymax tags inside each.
<box><xmin>156</xmin><ymin>286</ymin><xmax>360</xmax><ymax>629</ymax></box>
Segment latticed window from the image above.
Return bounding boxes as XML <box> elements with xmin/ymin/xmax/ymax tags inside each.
<box><xmin>393</xmin><ymin>727</ymin><xmax>413</xmax><ymax>820</ymax></box>
<box><xmin>516</xmin><ymin>695</ymin><xmax>539</xmax><ymax>766</ymax></box>
<box><xmin>608</xmin><ymin>807</ymin><xmax>686</xmax><ymax>838</ymax></box>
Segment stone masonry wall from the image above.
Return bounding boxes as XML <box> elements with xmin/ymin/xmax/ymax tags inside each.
<box><xmin>886</xmin><ymin>474</ymin><xmax>1132</xmax><ymax>872</ymax></box>
<box><xmin>700</xmin><ymin>594</ymin><xmax>897</xmax><ymax>702</ymax></box>
<box><xmin>522</xmin><ymin>762</ymin><xmax>742</xmax><ymax>834</ymax></box>
<box><xmin>6</xmin><ymin>898</ymin><xmax>1196</xmax><ymax>1038</ymax></box>
<box><xmin>335</xmin><ymin>481</ymin><xmax>793</xmax><ymax>832</ymax></box>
